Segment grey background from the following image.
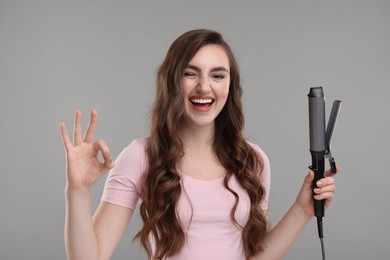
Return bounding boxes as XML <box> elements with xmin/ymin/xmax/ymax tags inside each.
<box><xmin>1</xmin><ymin>0</ymin><xmax>389</xmax><ymax>259</ymax></box>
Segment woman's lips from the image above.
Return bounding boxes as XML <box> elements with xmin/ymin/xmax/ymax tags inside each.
<box><xmin>189</xmin><ymin>96</ymin><xmax>215</xmax><ymax>112</ymax></box>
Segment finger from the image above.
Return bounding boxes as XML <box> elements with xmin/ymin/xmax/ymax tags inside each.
<box><xmin>313</xmin><ymin>184</ymin><xmax>336</xmax><ymax>195</ymax></box>
<box><xmin>306</xmin><ymin>170</ymin><xmax>314</xmax><ymax>182</ymax></box>
<box><xmin>325</xmin><ymin>166</ymin><xmax>340</xmax><ymax>177</ymax></box>
<box><xmin>83</xmin><ymin>109</ymin><xmax>98</xmax><ymax>143</ymax></box>
<box><xmin>325</xmin><ymin>194</ymin><xmax>334</xmax><ymax>208</ymax></box>
<box><xmin>301</xmin><ymin>170</ymin><xmax>315</xmax><ymax>190</ymax></box>
<box><xmin>59</xmin><ymin>122</ymin><xmax>73</xmax><ymax>152</ymax></box>
<box><xmin>93</xmin><ymin>139</ymin><xmax>114</xmax><ymax>174</ymax></box>
<box><xmin>100</xmin><ymin>154</ymin><xmax>114</xmax><ymax>174</ymax></box>
<box><xmin>73</xmin><ymin>110</ymin><xmax>83</xmax><ymax>145</ymax></box>
<box><xmin>314</xmin><ymin>191</ymin><xmax>334</xmax><ymax>202</ymax></box>
<box><xmin>316</xmin><ymin>176</ymin><xmax>335</xmax><ymax>188</ymax></box>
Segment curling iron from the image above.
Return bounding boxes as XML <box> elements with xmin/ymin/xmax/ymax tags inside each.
<box><xmin>308</xmin><ymin>86</ymin><xmax>341</xmax><ymax>260</ymax></box>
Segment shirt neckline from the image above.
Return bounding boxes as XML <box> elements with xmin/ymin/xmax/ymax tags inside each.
<box><xmin>180</xmin><ymin>171</ymin><xmax>226</xmax><ymax>185</ymax></box>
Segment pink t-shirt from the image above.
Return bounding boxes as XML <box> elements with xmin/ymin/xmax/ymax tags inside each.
<box><xmin>102</xmin><ymin>137</ymin><xmax>271</xmax><ymax>260</ymax></box>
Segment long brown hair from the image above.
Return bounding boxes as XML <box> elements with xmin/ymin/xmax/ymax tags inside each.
<box><xmin>134</xmin><ymin>29</ymin><xmax>268</xmax><ymax>259</ymax></box>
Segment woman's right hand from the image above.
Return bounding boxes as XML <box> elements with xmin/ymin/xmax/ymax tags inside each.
<box><xmin>60</xmin><ymin>109</ymin><xmax>114</xmax><ymax>190</ymax></box>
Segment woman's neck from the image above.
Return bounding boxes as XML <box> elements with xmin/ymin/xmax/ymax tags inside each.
<box><xmin>180</xmin><ymin>123</ymin><xmax>215</xmax><ymax>154</ymax></box>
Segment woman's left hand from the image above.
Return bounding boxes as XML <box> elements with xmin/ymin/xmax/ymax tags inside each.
<box><xmin>295</xmin><ymin>168</ymin><xmax>338</xmax><ymax>218</ymax></box>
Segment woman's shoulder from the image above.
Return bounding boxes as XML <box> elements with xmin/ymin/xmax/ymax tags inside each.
<box><xmin>124</xmin><ymin>136</ymin><xmax>149</xmax><ymax>152</ymax></box>
<box><xmin>115</xmin><ymin>137</ymin><xmax>149</xmax><ymax>163</ymax></box>
<box><xmin>112</xmin><ymin>137</ymin><xmax>150</xmax><ymax>176</ymax></box>
<box><xmin>246</xmin><ymin>140</ymin><xmax>268</xmax><ymax>159</ymax></box>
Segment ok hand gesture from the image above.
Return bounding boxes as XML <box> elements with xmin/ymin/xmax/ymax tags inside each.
<box><xmin>60</xmin><ymin>109</ymin><xmax>114</xmax><ymax>190</ymax></box>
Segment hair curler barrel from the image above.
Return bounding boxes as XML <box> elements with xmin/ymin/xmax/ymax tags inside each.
<box><xmin>308</xmin><ymin>87</ymin><xmax>326</xmax><ymax>221</ymax></box>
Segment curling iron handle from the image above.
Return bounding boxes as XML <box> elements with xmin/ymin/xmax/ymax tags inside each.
<box><xmin>310</xmin><ymin>151</ymin><xmax>325</xmax><ymax>218</ymax></box>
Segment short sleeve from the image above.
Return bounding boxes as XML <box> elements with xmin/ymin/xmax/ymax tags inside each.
<box><xmin>101</xmin><ymin>137</ymin><xmax>148</xmax><ymax>209</ymax></box>
<box><xmin>248</xmin><ymin>142</ymin><xmax>271</xmax><ymax>210</ymax></box>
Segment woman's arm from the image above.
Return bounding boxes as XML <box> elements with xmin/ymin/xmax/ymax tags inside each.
<box><xmin>65</xmin><ymin>187</ymin><xmax>134</xmax><ymax>260</ymax></box>
<box><xmin>65</xmin><ymin>186</ymin><xmax>99</xmax><ymax>260</ymax></box>
<box><xmin>61</xmin><ymin>109</ymin><xmax>134</xmax><ymax>260</ymax></box>
<box><xmin>253</xmin><ymin>170</ymin><xmax>336</xmax><ymax>259</ymax></box>
<box><xmin>93</xmin><ymin>202</ymin><xmax>134</xmax><ymax>260</ymax></box>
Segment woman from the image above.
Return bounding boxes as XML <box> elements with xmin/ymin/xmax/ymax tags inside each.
<box><xmin>60</xmin><ymin>29</ymin><xmax>337</xmax><ymax>260</ymax></box>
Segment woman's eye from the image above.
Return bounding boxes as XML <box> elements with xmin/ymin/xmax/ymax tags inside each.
<box><xmin>184</xmin><ymin>72</ymin><xmax>196</xmax><ymax>77</ymax></box>
<box><xmin>212</xmin><ymin>74</ymin><xmax>225</xmax><ymax>80</ymax></box>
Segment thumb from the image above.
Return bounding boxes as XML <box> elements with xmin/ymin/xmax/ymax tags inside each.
<box><xmin>302</xmin><ymin>170</ymin><xmax>315</xmax><ymax>190</ymax></box>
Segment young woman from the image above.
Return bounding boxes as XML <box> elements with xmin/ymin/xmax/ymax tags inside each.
<box><xmin>60</xmin><ymin>29</ymin><xmax>337</xmax><ymax>260</ymax></box>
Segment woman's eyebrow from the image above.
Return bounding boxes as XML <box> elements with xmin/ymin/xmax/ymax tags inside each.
<box><xmin>185</xmin><ymin>64</ymin><xmax>229</xmax><ymax>73</ymax></box>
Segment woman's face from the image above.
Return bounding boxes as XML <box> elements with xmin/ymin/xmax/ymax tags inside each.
<box><xmin>180</xmin><ymin>44</ymin><xmax>230</xmax><ymax>129</ymax></box>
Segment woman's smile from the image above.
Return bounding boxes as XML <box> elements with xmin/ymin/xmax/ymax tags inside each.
<box><xmin>189</xmin><ymin>96</ymin><xmax>215</xmax><ymax>112</ymax></box>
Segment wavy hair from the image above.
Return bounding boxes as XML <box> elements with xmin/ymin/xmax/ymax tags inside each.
<box><xmin>134</xmin><ymin>29</ymin><xmax>268</xmax><ymax>259</ymax></box>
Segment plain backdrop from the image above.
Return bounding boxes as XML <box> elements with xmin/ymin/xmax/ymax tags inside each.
<box><xmin>1</xmin><ymin>1</ymin><xmax>389</xmax><ymax>259</ymax></box>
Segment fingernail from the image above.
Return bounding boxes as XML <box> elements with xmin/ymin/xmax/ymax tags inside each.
<box><xmin>317</xmin><ymin>181</ymin><xmax>323</xmax><ymax>186</ymax></box>
<box><xmin>314</xmin><ymin>188</ymin><xmax>321</xmax><ymax>193</ymax></box>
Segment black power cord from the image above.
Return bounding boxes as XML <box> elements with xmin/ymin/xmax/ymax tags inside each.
<box><xmin>317</xmin><ymin>217</ymin><xmax>326</xmax><ymax>260</ymax></box>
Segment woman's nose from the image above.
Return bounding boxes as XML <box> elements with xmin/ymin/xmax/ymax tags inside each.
<box><xmin>197</xmin><ymin>76</ymin><xmax>211</xmax><ymax>94</ymax></box>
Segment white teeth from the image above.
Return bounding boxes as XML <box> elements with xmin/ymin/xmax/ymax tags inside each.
<box><xmin>190</xmin><ymin>98</ymin><xmax>213</xmax><ymax>104</ymax></box>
